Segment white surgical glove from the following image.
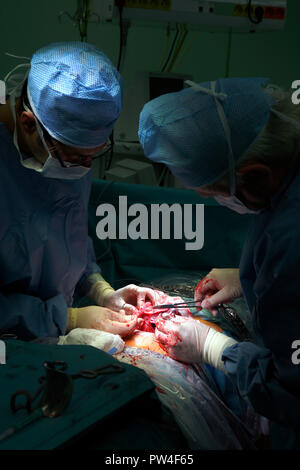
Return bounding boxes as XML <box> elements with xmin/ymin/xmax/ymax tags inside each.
<box><xmin>58</xmin><ymin>328</ymin><xmax>125</xmax><ymax>355</ymax></box>
<box><xmin>86</xmin><ymin>274</ymin><xmax>156</xmax><ymax>315</ymax></box>
<box><xmin>102</xmin><ymin>284</ymin><xmax>156</xmax><ymax>315</ymax></box>
<box><xmin>194</xmin><ymin>268</ymin><xmax>242</xmax><ymax>316</ymax></box>
<box><xmin>155</xmin><ymin>314</ymin><xmax>237</xmax><ymax>371</ymax></box>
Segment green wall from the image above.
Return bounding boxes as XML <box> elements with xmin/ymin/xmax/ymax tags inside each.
<box><xmin>0</xmin><ymin>1</ymin><xmax>297</xmax><ymax>94</ymax></box>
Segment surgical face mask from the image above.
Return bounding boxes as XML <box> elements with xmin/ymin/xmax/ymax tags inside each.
<box><xmin>187</xmin><ymin>81</ymin><xmax>263</xmax><ymax>215</ymax></box>
<box><xmin>10</xmin><ymin>93</ymin><xmax>91</xmax><ymax>180</ymax></box>
<box><xmin>214</xmin><ymin>195</ymin><xmax>258</xmax><ymax>215</ymax></box>
<box><xmin>187</xmin><ymin>81</ymin><xmax>300</xmax><ymax>215</ymax></box>
<box><xmin>33</xmin><ymin>119</ymin><xmax>91</xmax><ymax>180</ymax></box>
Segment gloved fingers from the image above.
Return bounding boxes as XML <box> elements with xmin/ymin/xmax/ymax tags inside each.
<box><xmin>136</xmin><ymin>287</ymin><xmax>156</xmax><ymax>308</ymax></box>
<box><xmin>155</xmin><ymin>330</ymin><xmax>187</xmax><ymax>362</ymax></box>
<box><xmin>195</xmin><ymin>277</ymin><xmax>217</xmax><ymax>294</ymax></box>
<box><xmin>108</xmin><ymin>310</ymin><xmax>137</xmax><ymax>322</ymax></box>
<box><xmin>194</xmin><ymin>278</ymin><xmax>218</xmax><ymax>305</ymax></box>
<box><xmin>103</xmin><ymin>317</ymin><xmax>142</xmax><ymax>337</ymax></box>
<box><xmin>155</xmin><ymin>316</ymin><xmax>182</xmax><ymax>334</ymax></box>
<box><xmin>165</xmin><ymin>313</ymin><xmax>189</xmax><ymax>324</ymax></box>
<box><xmin>113</xmin><ymin>285</ymin><xmax>156</xmax><ymax>310</ymax></box>
<box><xmin>155</xmin><ymin>329</ymin><xmax>179</xmax><ymax>348</ymax></box>
<box><xmin>155</xmin><ymin>318</ymin><xmax>171</xmax><ymax>334</ymax></box>
<box><xmin>208</xmin><ymin>306</ymin><xmax>219</xmax><ymax>316</ymax></box>
<box><xmin>103</xmin><ymin>291</ymin><xmax>139</xmax><ymax>314</ymax></box>
<box><xmin>122</xmin><ymin>303</ymin><xmax>139</xmax><ymax>315</ymax></box>
<box><xmin>102</xmin><ymin>292</ymin><xmax>121</xmax><ymax>309</ymax></box>
<box><xmin>201</xmin><ymin>287</ymin><xmax>233</xmax><ymax>314</ymax></box>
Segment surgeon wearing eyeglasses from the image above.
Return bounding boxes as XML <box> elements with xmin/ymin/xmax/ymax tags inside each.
<box><xmin>0</xmin><ymin>42</ymin><xmax>155</xmax><ymax>341</ymax></box>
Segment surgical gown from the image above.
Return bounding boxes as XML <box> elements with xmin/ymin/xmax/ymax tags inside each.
<box><xmin>0</xmin><ymin>123</ymin><xmax>101</xmax><ymax>340</ymax></box>
<box><xmin>222</xmin><ymin>159</ymin><xmax>300</xmax><ymax>449</ymax></box>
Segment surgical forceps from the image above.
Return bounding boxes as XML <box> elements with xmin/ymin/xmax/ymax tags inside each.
<box><xmin>153</xmin><ymin>302</ymin><xmax>252</xmax><ymax>341</ymax></box>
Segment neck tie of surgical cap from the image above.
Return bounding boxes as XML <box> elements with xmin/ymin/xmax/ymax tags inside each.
<box><xmin>185</xmin><ymin>80</ymin><xmax>237</xmax><ymax>196</ymax></box>
<box><xmin>3</xmin><ymin>53</ymin><xmax>30</xmax><ymax>96</ymax></box>
<box><xmin>271</xmin><ymin>108</ymin><xmax>300</xmax><ymax>133</ymax></box>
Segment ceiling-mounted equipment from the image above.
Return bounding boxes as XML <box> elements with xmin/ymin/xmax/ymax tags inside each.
<box><xmin>96</xmin><ymin>0</ymin><xmax>286</xmax><ymax>32</ymax></box>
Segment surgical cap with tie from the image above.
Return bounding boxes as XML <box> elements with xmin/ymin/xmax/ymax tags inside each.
<box><xmin>27</xmin><ymin>41</ymin><xmax>123</xmax><ymax>148</ymax></box>
<box><xmin>138</xmin><ymin>78</ymin><xmax>276</xmax><ymax>188</ymax></box>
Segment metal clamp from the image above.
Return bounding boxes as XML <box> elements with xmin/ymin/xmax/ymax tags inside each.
<box><xmin>10</xmin><ymin>360</ymin><xmax>125</xmax><ymax>418</ymax></box>
<box><xmin>217</xmin><ymin>304</ymin><xmax>252</xmax><ymax>342</ymax></box>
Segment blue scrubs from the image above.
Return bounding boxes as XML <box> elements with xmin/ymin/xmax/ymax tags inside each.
<box><xmin>0</xmin><ymin>123</ymin><xmax>101</xmax><ymax>340</ymax></box>
<box><xmin>222</xmin><ymin>159</ymin><xmax>300</xmax><ymax>449</ymax></box>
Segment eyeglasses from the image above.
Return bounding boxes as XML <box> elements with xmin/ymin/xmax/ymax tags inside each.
<box><xmin>23</xmin><ymin>98</ymin><xmax>114</xmax><ymax>169</ymax></box>
<box><xmin>58</xmin><ymin>142</ymin><xmax>113</xmax><ymax>168</ymax></box>
<box><xmin>41</xmin><ymin>127</ymin><xmax>113</xmax><ymax>169</ymax></box>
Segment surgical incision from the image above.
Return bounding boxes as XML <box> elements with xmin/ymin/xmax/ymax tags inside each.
<box><xmin>135</xmin><ymin>289</ymin><xmax>192</xmax><ymax>333</ymax></box>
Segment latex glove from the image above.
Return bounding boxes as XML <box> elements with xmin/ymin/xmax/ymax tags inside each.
<box><xmin>194</xmin><ymin>268</ymin><xmax>242</xmax><ymax>316</ymax></box>
<box><xmin>68</xmin><ymin>306</ymin><xmax>142</xmax><ymax>338</ymax></box>
<box><xmin>155</xmin><ymin>313</ymin><xmax>237</xmax><ymax>370</ymax></box>
<box><xmin>58</xmin><ymin>328</ymin><xmax>125</xmax><ymax>354</ymax></box>
<box><xmin>87</xmin><ymin>275</ymin><xmax>115</xmax><ymax>306</ymax></box>
<box><xmin>102</xmin><ymin>284</ymin><xmax>156</xmax><ymax>315</ymax></box>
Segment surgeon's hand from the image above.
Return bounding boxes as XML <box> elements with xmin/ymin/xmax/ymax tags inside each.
<box><xmin>102</xmin><ymin>284</ymin><xmax>156</xmax><ymax>315</ymax></box>
<box><xmin>155</xmin><ymin>314</ymin><xmax>210</xmax><ymax>363</ymax></box>
<box><xmin>195</xmin><ymin>269</ymin><xmax>242</xmax><ymax>316</ymax></box>
<box><xmin>155</xmin><ymin>313</ymin><xmax>238</xmax><ymax>370</ymax></box>
<box><xmin>75</xmin><ymin>306</ymin><xmax>142</xmax><ymax>338</ymax></box>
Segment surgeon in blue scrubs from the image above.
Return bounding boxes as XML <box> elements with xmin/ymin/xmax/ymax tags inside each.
<box><xmin>0</xmin><ymin>42</ymin><xmax>155</xmax><ymax>341</ymax></box>
<box><xmin>139</xmin><ymin>78</ymin><xmax>300</xmax><ymax>449</ymax></box>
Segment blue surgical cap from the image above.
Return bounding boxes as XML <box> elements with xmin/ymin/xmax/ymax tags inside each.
<box><xmin>27</xmin><ymin>42</ymin><xmax>123</xmax><ymax>148</ymax></box>
<box><xmin>138</xmin><ymin>78</ymin><xmax>276</xmax><ymax>187</ymax></box>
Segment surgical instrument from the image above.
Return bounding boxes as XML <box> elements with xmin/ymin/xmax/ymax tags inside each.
<box><xmin>153</xmin><ymin>301</ymin><xmax>252</xmax><ymax>341</ymax></box>
<box><xmin>0</xmin><ymin>360</ymin><xmax>125</xmax><ymax>443</ymax></box>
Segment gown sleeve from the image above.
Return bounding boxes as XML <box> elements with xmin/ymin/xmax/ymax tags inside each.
<box><xmin>0</xmin><ymin>291</ymin><xmax>67</xmax><ymax>340</ymax></box>
<box><xmin>222</xmin><ymin>223</ymin><xmax>300</xmax><ymax>428</ymax></box>
<box><xmin>74</xmin><ymin>174</ymin><xmax>102</xmax><ymax>297</ymax></box>
<box><xmin>75</xmin><ymin>236</ymin><xmax>102</xmax><ymax>297</ymax></box>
